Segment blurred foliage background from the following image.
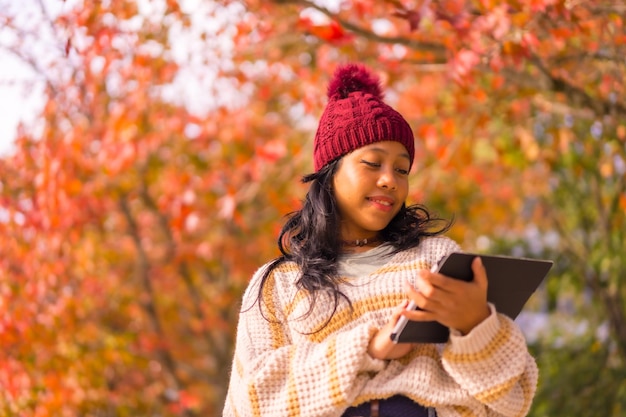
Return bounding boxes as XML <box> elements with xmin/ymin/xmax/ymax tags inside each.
<box><xmin>0</xmin><ymin>0</ymin><xmax>624</xmax><ymax>416</ymax></box>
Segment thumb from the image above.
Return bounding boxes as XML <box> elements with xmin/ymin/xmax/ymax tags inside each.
<box><xmin>471</xmin><ymin>256</ymin><xmax>488</xmax><ymax>289</ymax></box>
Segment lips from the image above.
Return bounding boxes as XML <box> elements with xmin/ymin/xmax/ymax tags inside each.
<box><xmin>367</xmin><ymin>195</ymin><xmax>395</xmax><ymax>211</ymax></box>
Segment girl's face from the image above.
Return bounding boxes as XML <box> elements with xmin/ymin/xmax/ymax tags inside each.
<box><xmin>332</xmin><ymin>141</ymin><xmax>410</xmax><ymax>241</ymax></box>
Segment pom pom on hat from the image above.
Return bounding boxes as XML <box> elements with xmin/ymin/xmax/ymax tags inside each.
<box><xmin>313</xmin><ymin>63</ymin><xmax>415</xmax><ymax>171</ymax></box>
<box><xmin>327</xmin><ymin>64</ymin><xmax>383</xmax><ymax>100</ymax></box>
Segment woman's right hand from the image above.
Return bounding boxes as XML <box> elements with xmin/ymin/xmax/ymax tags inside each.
<box><xmin>367</xmin><ymin>301</ymin><xmax>415</xmax><ymax>360</ymax></box>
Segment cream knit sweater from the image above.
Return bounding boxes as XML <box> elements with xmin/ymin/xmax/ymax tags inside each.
<box><xmin>223</xmin><ymin>237</ymin><xmax>538</xmax><ymax>417</ymax></box>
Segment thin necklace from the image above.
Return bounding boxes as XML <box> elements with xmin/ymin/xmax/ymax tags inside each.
<box><xmin>340</xmin><ymin>236</ymin><xmax>382</xmax><ymax>247</ymax></box>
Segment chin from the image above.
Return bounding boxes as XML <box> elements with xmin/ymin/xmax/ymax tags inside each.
<box><xmin>370</xmin><ymin>222</ymin><xmax>391</xmax><ymax>231</ymax></box>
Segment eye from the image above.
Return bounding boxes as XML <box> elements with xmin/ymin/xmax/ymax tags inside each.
<box><xmin>395</xmin><ymin>167</ymin><xmax>410</xmax><ymax>175</ymax></box>
<box><xmin>360</xmin><ymin>159</ymin><xmax>380</xmax><ymax>168</ymax></box>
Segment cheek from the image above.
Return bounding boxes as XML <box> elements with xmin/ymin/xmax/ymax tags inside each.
<box><xmin>400</xmin><ymin>179</ymin><xmax>409</xmax><ymax>196</ymax></box>
<box><xmin>335</xmin><ymin>169</ymin><xmax>361</xmax><ymax>191</ymax></box>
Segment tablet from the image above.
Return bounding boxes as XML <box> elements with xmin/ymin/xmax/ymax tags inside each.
<box><xmin>390</xmin><ymin>252</ymin><xmax>554</xmax><ymax>344</ymax></box>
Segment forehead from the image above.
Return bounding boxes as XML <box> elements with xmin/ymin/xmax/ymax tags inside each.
<box><xmin>352</xmin><ymin>141</ymin><xmax>410</xmax><ymax>158</ymax></box>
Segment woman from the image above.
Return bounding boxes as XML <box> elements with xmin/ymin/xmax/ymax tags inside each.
<box><xmin>223</xmin><ymin>64</ymin><xmax>538</xmax><ymax>417</ymax></box>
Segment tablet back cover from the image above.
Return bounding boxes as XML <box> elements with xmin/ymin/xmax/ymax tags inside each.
<box><xmin>393</xmin><ymin>253</ymin><xmax>553</xmax><ymax>343</ymax></box>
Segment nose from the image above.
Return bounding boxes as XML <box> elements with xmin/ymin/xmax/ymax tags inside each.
<box><xmin>377</xmin><ymin>168</ymin><xmax>397</xmax><ymax>190</ymax></box>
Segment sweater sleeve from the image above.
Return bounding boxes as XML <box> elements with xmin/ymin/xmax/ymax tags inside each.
<box><xmin>222</xmin><ymin>267</ymin><xmax>387</xmax><ymax>417</ymax></box>
<box><xmin>440</xmin><ymin>304</ymin><xmax>539</xmax><ymax>417</ymax></box>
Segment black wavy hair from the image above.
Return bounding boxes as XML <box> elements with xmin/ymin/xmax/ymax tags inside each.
<box><xmin>252</xmin><ymin>159</ymin><xmax>453</xmax><ymax>325</ymax></box>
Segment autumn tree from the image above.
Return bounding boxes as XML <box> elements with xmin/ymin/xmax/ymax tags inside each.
<box><xmin>0</xmin><ymin>1</ymin><xmax>306</xmax><ymax>415</ymax></box>
<box><xmin>1</xmin><ymin>0</ymin><xmax>625</xmax><ymax>416</ymax></box>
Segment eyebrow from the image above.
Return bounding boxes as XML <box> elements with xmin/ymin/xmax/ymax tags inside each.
<box><xmin>366</xmin><ymin>146</ymin><xmax>411</xmax><ymax>161</ymax></box>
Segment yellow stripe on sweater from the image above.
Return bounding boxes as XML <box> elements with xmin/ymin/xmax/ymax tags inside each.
<box><xmin>234</xmin><ymin>355</ymin><xmax>243</xmax><ymax>378</ymax></box>
<box><xmin>307</xmin><ymin>293</ymin><xmax>406</xmax><ymax>343</ymax></box>
<box><xmin>375</xmin><ymin>260</ymin><xmax>428</xmax><ymax>275</ymax></box>
<box><xmin>443</xmin><ymin>316</ymin><xmax>513</xmax><ymax>364</ymax></box>
<box><xmin>281</xmin><ymin>259</ymin><xmax>428</xmax><ymax>318</ymax></box>
<box><xmin>248</xmin><ymin>383</ymin><xmax>261</xmax><ymax>417</ymax></box>
<box><xmin>473</xmin><ymin>375</ymin><xmax>519</xmax><ymax>403</ymax></box>
<box><xmin>518</xmin><ymin>367</ymin><xmax>535</xmax><ymax>416</ymax></box>
<box><xmin>286</xmin><ymin>346</ymin><xmax>301</xmax><ymax>414</ymax></box>
<box><xmin>326</xmin><ymin>338</ymin><xmax>346</xmax><ymax>407</ymax></box>
<box><xmin>397</xmin><ymin>343</ymin><xmax>440</xmax><ymax>366</ymax></box>
<box><xmin>452</xmin><ymin>405</ymin><xmax>478</xmax><ymax>416</ymax></box>
<box><xmin>273</xmin><ymin>262</ymin><xmax>301</xmax><ymax>318</ymax></box>
<box><xmin>473</xmin><ymin>372</ymin><xmax>534</xmax><ymax>416</ymax></box>
<box><xmin>284</xmin><ymin>288</ymin><xmax>308</xmax><ymax>318</ymax></box>
<box><xmin>261</xmin><ymin>270</ymin><xmax>289</xmax><ymax>349</ymax></box>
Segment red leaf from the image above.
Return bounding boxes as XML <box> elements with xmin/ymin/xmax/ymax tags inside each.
<box><xmin>299</xmin><ymin>18</ymin><xmax>354</xmax><ymax>44</ymax></box>
<box><xmin>256</xmin><ymin>139</ymin><xmax>287</xmax><ymax>162</ymax></box>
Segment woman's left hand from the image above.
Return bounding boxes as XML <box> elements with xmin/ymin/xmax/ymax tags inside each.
<box><xmin>402</xmin><ymin>257</ymin><xmax>491</xmax><ymax>335</ymax></box>
<box><xmin>367</xmin><ymin>301</ymin><xmax>417</xmax><ymax>360</ymax></box>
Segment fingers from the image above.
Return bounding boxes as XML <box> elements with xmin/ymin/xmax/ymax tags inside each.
<box><xmin>409</xmin><ymin>268</ymin><xmax>454</xmax><ymax>303</ymax></box>
<box><xmin>471</xmin><ymin>256</ymin><xmax>488</xmax><ymax>288</ymax></box>
<box><xmin>402</xmin><ymin>280</ymin><xmax>440</xmax><ymax>319</ymax></box>
<box><xmin>402</xmin><ymin>259</ymin><xmax>490</xmax><ymax>330</ymax></box>
<box><xmin>368</xmin><ymin>300</ymin><xmax>416</xmax><ymax>359</ymax></box>
<box><xmin>391</xmin><ymin>299</ymin><xmax>410</xmax><ymax>320</ymax></box>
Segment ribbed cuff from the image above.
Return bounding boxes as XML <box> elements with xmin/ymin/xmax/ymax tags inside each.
<box><xmin>447</xmin><ymin>303</ymin><xmax>500</xmax><ymax>352</ymax></box>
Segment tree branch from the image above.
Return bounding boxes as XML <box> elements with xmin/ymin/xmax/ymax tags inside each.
<box><xmin>530</xmin><ymin>54</ymin><xmax>626</xmax><ymax>117</ymax></box>
<box><xmin>273</xmin><ymin>0</ymin><xmax>448</xmax><ymax>59</ymax></box>
<box><xmin>550</xmin><ymin>50</ymin><xmax>626</xmax><ymax>66</ymax></box>
<box><xmin>138</xmin><ymin>175</ymin><xmax>233</xmax><ymax>390</ymax></box>
<box><xmin>119</xmin><ymin>193</ymin><xmax>193</xmax><ymax>417</ymax></box>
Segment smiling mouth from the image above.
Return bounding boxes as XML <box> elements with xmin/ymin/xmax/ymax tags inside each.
<box><xmin>367</xmin><ymin>197</ymin><xmax>393</xmax><ymax>207</ymax></box>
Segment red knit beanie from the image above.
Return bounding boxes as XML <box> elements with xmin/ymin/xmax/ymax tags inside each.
<box><xmin>313</xmin><ymin>64</ymin><xmax>415</xmax><ymax>171</ymax></box>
